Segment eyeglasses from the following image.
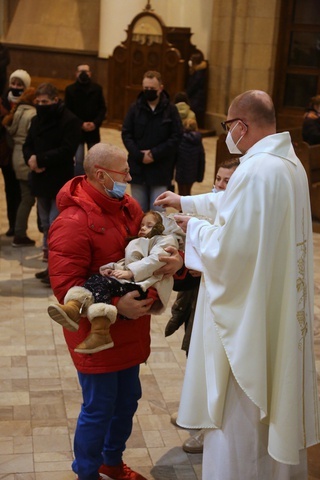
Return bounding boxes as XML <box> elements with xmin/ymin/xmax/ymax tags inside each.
<box><xmin>94</xmin><ymin>164</ymin><xmax>130</xmax><ymax>181</ymax></box>
<box><xmin>221</xmin><ymin>118</ymin><xmax>248</xmax><ymax>132</ymax></box>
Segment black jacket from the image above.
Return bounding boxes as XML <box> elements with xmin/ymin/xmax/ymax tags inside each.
<box><xmin>121</xmin><ymin>90</ymin><xmax>183</xmax><ymax>186</ymax></box>
<box><xmin>175</xmin><ymin>130</ymin><xmax>205</xmax><ymax>184</ymax></box>
<box><xmin>186</xmin><ymin>62</ymin><xmax>208</xmax><ymax>116</ymax></box>
<box><xmin>64</xmin><ymin>80</ymin><xmax>107</xmax><ymax>144</ymax></box>
<box><xmin>23</xmin><ymin>100</ymin><xmax>82</xmax><ymax>198</ymax></box>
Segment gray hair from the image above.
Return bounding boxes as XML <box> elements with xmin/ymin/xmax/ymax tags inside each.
<box><xmin>84</xmin><ymin>143</ymin><xmax>127</xmax><ymax>178</ymax></box>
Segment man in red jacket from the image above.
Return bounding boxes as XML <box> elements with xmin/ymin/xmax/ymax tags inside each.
<box><xmin>48</xmin><ymin>142</ymin><xmax>182</xmax><ymax>480</ymax></box>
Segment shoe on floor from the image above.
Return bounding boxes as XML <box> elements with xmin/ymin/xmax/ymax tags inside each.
<box><xmin>35</xmin><ymin>269</ymin><xmax>48</xmax><ymax>279</ymax></box>
<box><xmin>99</xmin><ymin>461</ymin><xmax>147</xmax><ymax>480</ymax></box>
<box><xmin>41</xmin><ymin>276</ymin><xmax>51</xmax><ymax>286</ymax></box>
<box><xmin>165</xmin><ymin>317</ymin><xmax>184</xmax><ymax>337</ymax></box>
<box><xmin>170</xmin><ymin>412</ymin><xmax>188</xmax><ymax>429</ymax></box>
<box><xmin>182</xmin><ymin>429</ymin><xmax>204</xmax><ymax>454</ymax></box>
<box><xmin>170</xmin><ymin>411</ymin><xmax>178</xmax><ymax>426</ymax></box>
<box><xmin>12</xmin><ymin>236</ymin><xmax>36</xmax><ymax>247</ymax></box>
<box><xmin>5</xmin><ymin>227</ymin><xmax>14</xmax><ymax>237</ymax></box>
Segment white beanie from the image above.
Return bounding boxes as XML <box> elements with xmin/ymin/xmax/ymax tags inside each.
<box><xmin>9</xmin><ymin>69</ymin><xmax>31</xmax><ymax>89</ymax></box>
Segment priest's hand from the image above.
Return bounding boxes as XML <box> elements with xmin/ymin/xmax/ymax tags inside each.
<box><xmin>154</xmin><ymin>191</ymin><xmax>181</xmax><ymax>210</ymax></box>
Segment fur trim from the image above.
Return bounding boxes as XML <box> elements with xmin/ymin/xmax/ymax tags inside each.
<box><xmin>64</xmin><ymin>286</ymin><xmax>94</xmax><ymax>315</ymax></box>
<box><xmin>87</xmin><ymin>303</ymin><xmax>117</xmax><ymax>324</ymax></box>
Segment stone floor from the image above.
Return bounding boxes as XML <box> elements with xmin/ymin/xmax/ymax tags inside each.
<box><xmin>0</xmin><ymin>127</ymin><xmax>319</xmax><ymax>479</ymax></box>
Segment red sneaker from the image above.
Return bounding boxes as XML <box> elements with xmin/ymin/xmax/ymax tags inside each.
<box><xmin>99</xmin><ymin>461</ymin><xmax>147</xmax><ymax>480</ymax></box>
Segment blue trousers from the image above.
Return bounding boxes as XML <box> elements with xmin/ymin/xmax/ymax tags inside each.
<box><xmin>72</xmin><ymin>365</ymin><xmax>141</xmax><ymax>480</ymax></box>
<box><xmin>130</xmin><ymin>184</ymin><xmax>166</xmax><ymax>213</ymax></box>
<box><xmin>36</xmin><ymin>196</ymin><xmax>59</xmax><ymax>250</ymax></box>
<box><xmin>74</xmin><ymin>142</ymin><xmax>97</xmax><ymax>176</ymax></box>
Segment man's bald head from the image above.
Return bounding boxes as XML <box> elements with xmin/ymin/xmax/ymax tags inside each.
<box><xmin>229</xmin><ymin>90</ymin><xmax>276</xmax><ymax>129</ymax></box>
<box><xmin>84</xmin><ymin>143</ymin><xmax>127</xmax><ymax>179</ymax></box>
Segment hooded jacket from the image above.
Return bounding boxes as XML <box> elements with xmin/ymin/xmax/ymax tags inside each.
<box><xmin>122</xmin><ymin>90</ymin><xmax>183</xmax><ymax>186</ymax></box>
<box><xmin>48</xmin><ymin>176</ymin><xmax>152</xmax><ymax>374</ymax></box>
<box><xmin>175</xmin><ymin>130</ymin><xmax>205</xmax><ymax>184</ymax></box>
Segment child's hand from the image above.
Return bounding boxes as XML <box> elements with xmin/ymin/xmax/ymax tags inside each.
<box><xmin>112</xmin><ymin>270</ymin><xmax>134</xmax><ymax>280</ymax></box>
<box><xmin>100</xmin><ymin>268</ymin><xmax>114</xmax><ymax>277</ymax></box>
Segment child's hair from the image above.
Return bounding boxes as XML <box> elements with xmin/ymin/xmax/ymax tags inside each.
<box><xmin>174</xmin><ymin>91</ymin><xmax>190</xmax><ymax>105</ymax></box>
<box><xmin>310</xmin><ymin>95</ymin><xmax>320</xmax><ymax>109</ymax></box>
<box><xmin>144</xmin><ymin>210</ymin><xmax>165</xmax><ymax>238</ymax></box>
<box><xmin>218</xmin><ymin>158</ymin><xmax>240</xmax><ymax>170</ymax></box>
<box><xmin>183</xmin><ymin>117</ymin><xmax>198</xmax><ymax>132</ymax></box>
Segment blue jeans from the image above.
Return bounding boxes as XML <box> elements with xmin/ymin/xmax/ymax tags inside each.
<box><xmin>74</xmin><ymin>142</ymin><xmax>96</xmax><ymax>176</ymax></box>
<box><xmin>72</xmin><ymin>365</ymin><xmax>141</xmax><ymax>480</ymax></box>
<box><xmin>36</xmin><ymin>197</ymin><xmax>59</xmax><ymax>250</ymax></box>
<box><xmin>130</xmin><ymin>184</ymin><xmax>167</xmax><ymax>212</ymax></box>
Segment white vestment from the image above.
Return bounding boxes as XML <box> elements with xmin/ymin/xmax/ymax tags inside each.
<box><xmin>177</xmin><ymin>132</ymin><xmax>320</xmax><ymax>478</ymax></box>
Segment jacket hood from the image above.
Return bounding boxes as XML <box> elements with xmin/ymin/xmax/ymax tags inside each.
<box><xmin>176</xmin><ymin>102</ymin><xmax>192</xmax><ymax>119</ymax></box>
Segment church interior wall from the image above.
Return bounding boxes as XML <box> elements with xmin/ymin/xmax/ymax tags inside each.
<box><xmin>0</xmin><ymin>0</ymin><xmax>281</xmax><ymax>131</ymax></box>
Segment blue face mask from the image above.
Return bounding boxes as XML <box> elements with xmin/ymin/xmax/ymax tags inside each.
<box><xmin>104</xmin><ymin>180</ymin><xmax>127</xmax><ymax>199</ymax></box>
<box><xmin>103</xmin><ymin>171</ymin><xmax>128</xmax><ymax>199</ymax></box>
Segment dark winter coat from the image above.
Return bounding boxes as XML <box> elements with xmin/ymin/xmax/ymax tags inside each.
<box><xmin>64</xmin><ymin>80</ymin><xmax>107</xmax><ymax>144</ymax></box>
<box><xmin>48</xmin><ymin>176</ymin><xmax>151</xmax><ymax>374</ymax></box>
<box><xmin>23</xmin><ymin>100</ymin><xmax>81</xmax><ymax>198</ymax></box>
<box><xmin>186</xmin><ymin>61</ymin><xmax>208</xmax><ymax>117</ymax></box>
<box><xmin>175</xmin><ymin>130</ymin><xmax>205</xmax><ymax>184</ymax></box>
<box><xmin>121</xmin><ymin>90</ymin><xmax>183</xmax><ymax>186</ymax></box>
<box><xmin>302</xmin><ymin>109</ymin><xmax>320</xmax><ymax>145</ymax></box>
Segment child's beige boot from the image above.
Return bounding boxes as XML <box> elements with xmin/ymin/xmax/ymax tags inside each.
<box><xmin>74</xmin><ymin>303</ymin><xmax>117</xmax><ymax>354</ymax></box>
<box><xmin>47</xmin><ymin>286</ymin><xmax>94</xmax><ymax>331</ymax></box>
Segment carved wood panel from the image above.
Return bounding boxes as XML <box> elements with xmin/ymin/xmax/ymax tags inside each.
<box><xmin>107</xmin><ymin>9</ymin><xmax>202</xmax><ymax>128</ymax></box>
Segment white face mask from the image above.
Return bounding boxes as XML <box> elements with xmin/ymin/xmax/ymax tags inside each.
<box><xmin>225</xmin><ymin>121</ymin><xmax>244</xmax><ymax>154</ymax></box>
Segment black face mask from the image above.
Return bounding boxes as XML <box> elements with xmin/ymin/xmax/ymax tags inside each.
<box><xmin>143</xmin><ymin>89</ymin><xmax>158</xmax><ymax>102</ymax></box>
<box><xmin>36</xmin><ymin>103</ymin><xmax>58</xmax><ymax>120</ymax></box>
<box><xmin>10</xmin><ymin>87</ymin><xmax>24</xmax><ymax>97</ymax></box>
<box><xmin>78</xmin><ymin>71</ymin><xmax>90</xmax><ymax>84</ymax></box>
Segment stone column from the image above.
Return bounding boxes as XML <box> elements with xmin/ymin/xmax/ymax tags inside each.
<box><xmin>206</xmin><ymin>0</ymin><xmax>280</xmax><ymax>134</ymax></box>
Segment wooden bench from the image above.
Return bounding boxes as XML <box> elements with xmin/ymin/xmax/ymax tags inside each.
<box><xmin>30</xmin><ymin>76</ymin><xmax>73</xmax><ymax>99</ymax></box>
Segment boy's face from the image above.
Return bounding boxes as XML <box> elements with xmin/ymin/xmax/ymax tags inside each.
<box><xmin>138</xmin><ymin>213</ymin><xmax>157</xmax><ymax>238</ymax></box>
<box><xmin>215</xmin><ymin>166</ymin><xmax>237</xmax><ymax>191</ymax></box>
<box><xmin>35</xmin><ymin>94</ymin><xmax>58</xmax><ymax>106</ymax></box>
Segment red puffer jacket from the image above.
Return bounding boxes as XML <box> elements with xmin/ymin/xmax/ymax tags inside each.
<box><xmin>48</xmin><ymin>176</ymin><xmax>149</xmax><ymax>374</ymax></box>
